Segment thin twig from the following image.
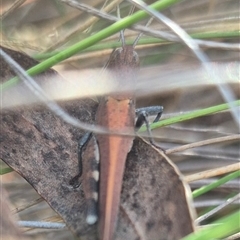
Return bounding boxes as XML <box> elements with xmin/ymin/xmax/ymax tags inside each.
<box><xmin>196</xmin><ymin>193</ymin><xmax>240</xmax><ymax>224</ymax></box>
<box><xmin>18</xmin><ymin>221</ymin><xmax>66</xmax><ymax>229</ymax></box>
<box><xmin>166</xmin><ymin>134</ymin><xmax>240</xmax><ymax>154</ymax></box>
<box><xmin>12</xmin><ymin>198</ymin><xmax>43</xmax><ymax>214</ymax></box>
<box><xmin>185</xmin><ymin>163</ymin><xmax>240</xmax><ymax>182</ymax></box>
<box><xmin>226</xmin><ymin>232</ymin><xmax>240</xmax><ymax>240</ymax></box>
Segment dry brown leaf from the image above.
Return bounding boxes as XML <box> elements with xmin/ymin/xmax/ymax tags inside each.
<box><xmin>1</xmin><ymin>46</ymin><xmax>196</xmax><ymax>239</ymax></box>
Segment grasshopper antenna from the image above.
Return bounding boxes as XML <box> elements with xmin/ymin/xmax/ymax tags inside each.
<box><xmin>117</xmin><ymin>5</ymin><xmax>125</xmax><ymax>47</ymax></box>
<box><xmin>117</xmin><ymin>4</ymin><xmax>153</xmax><ymax>47</ymax></box>
<box><xmin>133</xmin><ymin>16</ymin><xmax>154</xmax><ymax>47</ymax></box>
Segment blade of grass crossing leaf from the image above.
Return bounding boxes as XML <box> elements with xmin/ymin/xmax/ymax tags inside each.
<box><xmin>181</xmin><ymin>210</ymin><xmax>240</xmax><ymax>240</ymax></box>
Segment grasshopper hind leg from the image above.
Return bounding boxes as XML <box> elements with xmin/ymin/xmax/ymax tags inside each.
<box><xmin>83</xmin><ymin>135</ymin><xmax>100</xmax><ymax>225</ymax></box>
<box><xmin>69</xmin><ymin>132</ymin><xmax>100</xmax><ymax>225</ymax></box>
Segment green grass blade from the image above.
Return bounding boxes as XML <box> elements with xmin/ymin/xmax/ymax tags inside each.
<box><xmin>0</xmin><ymin>166</ymin><xmax>13</xmax><ymax>174</ymax></box>
<box><xmin>140</xmin><ymin>100</ymin><xmax>240</xmax><ymax>132</ymax></box>
<box><xmin>192</xmin><ymin>170</ymin><xmax>240</xmax><ymax>198</ymax></box>
<box><xmin>181</xmin><ymin>210</ymin><xmax>240</xmax><ymax>240</ymax></box>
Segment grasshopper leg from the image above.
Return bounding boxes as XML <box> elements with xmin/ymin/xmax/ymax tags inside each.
<box><xmin>135</xmin><ymin>106</ymin><xmax>164</xmax><ymax>151</ymax></box>
<box><xmin>83</xmin><ymin>136</ymin><xmax>100</xmax><ymax>225</ymax></box>
<box><xmin>69</xmin><ymin>132</ymin><xmax>99</xmax><ymax>225</ymax></box>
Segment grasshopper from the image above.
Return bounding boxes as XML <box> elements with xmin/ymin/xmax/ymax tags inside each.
<box><xmin>70</xmin><ymin>33</ymin><xmax>163</xmax><ymax>240</ymax></box>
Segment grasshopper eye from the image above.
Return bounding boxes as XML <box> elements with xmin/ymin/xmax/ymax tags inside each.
<box><xmin>114</xmin><ymin>48</ymin><xmax>123</xmax><ymax>58</ymax></box>
<box><xmin>132</xmin><ymin>51</ymin><xmax>139</xmax><ymax>64</ymax></box>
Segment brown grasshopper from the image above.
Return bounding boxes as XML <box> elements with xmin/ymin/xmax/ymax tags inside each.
<box><xmin>70</xmin><ymin>34</ymin><xmax>163</xmax><ymax>240</ymax></box>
